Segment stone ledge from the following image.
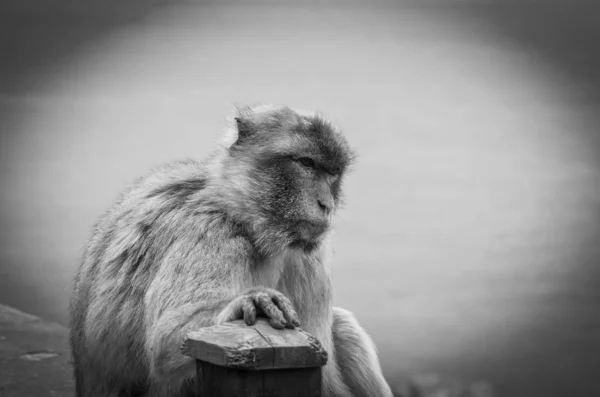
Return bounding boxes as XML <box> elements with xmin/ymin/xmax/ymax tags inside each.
<box><xmin>0</xmin><ymin>304</ymin><xmax>74</xmax><ymax>397</ymax></box>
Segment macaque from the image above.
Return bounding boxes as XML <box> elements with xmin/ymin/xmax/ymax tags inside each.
<box><xmin>69</xmin><ymin>105</ymin><xmax>393</xmax><ymax>397</ymax></box>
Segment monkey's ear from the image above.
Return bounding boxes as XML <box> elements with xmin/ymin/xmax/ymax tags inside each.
<box><xmin>235</xmin><ymin>117</ymin><xmax>254</xmax><ymax>141</ymax></box>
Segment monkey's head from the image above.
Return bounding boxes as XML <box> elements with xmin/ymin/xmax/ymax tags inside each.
<box><xmin>218</xmin><ymin>104</ymin><xmax>356</xmax><ymax>255</ymax></box>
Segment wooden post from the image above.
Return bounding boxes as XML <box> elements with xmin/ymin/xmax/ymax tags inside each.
<box><xmin>181</xmin><ymin>319</ymin><xmax>328</xmax><ymax>397</ymax></box>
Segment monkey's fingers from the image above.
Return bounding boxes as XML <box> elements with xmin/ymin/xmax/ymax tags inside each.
<box><xmin>227</xmin><ymin>296</ymin><xmax>246</xmax><ymax>321</ymax></box>
<box><xmin>254</xmin><ymin>293</ymin><xmax>286</xmax><ymax>329</ymax></box>
<box><xmin>241</xmin><ymin>296</ymin><xmax>257</xmax><ymax>326</ymax></box>
<box><xmin>270</xmin><ymin>293</ymin><xmax>301</xmax><ymax>329</ymax></box>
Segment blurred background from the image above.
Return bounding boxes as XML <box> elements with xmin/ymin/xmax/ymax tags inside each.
<box><xmin>1</xmin><ymin>0</ymin><xmax>600</xmax><ymax>396</ymax></box>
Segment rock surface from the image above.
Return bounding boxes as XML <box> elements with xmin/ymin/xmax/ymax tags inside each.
<box><xmin>0</xmin><ymin>304</ymin><xmax>74</xmax><ymax>397</ymax></box>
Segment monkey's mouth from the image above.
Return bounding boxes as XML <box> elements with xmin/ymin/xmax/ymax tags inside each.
<box><xmin>296</xmin><ymin>220</ymin><xmax>329</xmax><ymax>242</ymax></box>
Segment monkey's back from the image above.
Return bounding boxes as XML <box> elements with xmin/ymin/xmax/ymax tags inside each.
<box><xmin>69</xmin><ymin>159</ymin><xmax>217</xmax><ymax>397</ymax></box>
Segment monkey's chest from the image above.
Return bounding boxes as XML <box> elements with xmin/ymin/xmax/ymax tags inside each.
<box><xmin>250</xmin><ymin>248</ymin><xmax>310</xmax><ymax>290</ymax></box>
<box><xmin>251</xmin><ymin>252</ymin><xmax>288</xmax><ymax>289</ymax></box>
<box><xmin>249</xmin><ymin>249</ymin><xmax>327</xmax><ymax>311</ymax></box>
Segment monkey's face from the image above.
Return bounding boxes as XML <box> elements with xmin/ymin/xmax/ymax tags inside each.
<box><xmin>228</xmin><ymin>106</ymin><xmax>355</xmax><ymax>253</ymax></box>
<box><xmin>262</xmin><ymin>153</ymin><xmax>343</xmax><ymax>249</ymax></box>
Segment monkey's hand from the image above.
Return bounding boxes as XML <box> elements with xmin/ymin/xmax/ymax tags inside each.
<box><xmin>217</xmin><ymin>288</ymin><xmax>301</xmax><ymax>330</ymax></box>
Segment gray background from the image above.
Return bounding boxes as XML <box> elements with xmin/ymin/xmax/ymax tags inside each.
<box><xmin>1</xmin><ymin>1</ymin><xmax>600</xmax><ymax>396</ymax></box>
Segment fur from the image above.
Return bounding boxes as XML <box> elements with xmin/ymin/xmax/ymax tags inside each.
<box><xmin>69</xmin><ymin>105</ymin><xmax>392</xmax><ymax>397</ymax></box>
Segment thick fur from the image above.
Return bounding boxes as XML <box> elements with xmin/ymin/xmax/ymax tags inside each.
<box><xmin>69</xmin><ymin>105</ymin><xmax>393</xmax><ymax>397</ymax></box>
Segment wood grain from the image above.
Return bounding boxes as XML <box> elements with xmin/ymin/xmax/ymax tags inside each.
<box><xmin>181</xmin><ymin>319</ymin><xmax>328</xmax><ymax>370</ymax></box>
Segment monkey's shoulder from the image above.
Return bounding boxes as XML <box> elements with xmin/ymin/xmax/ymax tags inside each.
<box><xmin>98</xmin><ymin>159</ymin><xmax>209</xmax><ymax>220</ymax></box>
<box><xmin>128</xmin><ymin>158</ymin><xmax>208</xmax><ymax>201</ymax></box>
<box><xmin>84</xmin><ymin>158</ymin><xmax>216</xmax><ymax>248</ymax></box>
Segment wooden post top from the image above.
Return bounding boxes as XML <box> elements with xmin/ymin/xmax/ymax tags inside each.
<box><xmin>181</xmin><ymin>319</ymin><xmax>328</xmax><ymax>371</ymax></box>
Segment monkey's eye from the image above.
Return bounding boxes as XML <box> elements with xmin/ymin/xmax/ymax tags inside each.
<box><xmin>297</xmin><ymin>157</ymin><xmax>316</xmax><ymax>169</ymax></box>
<box><xmin>326</xmin><ymin>167</ymin><xmax>341</xmax><ymax>177</ymax></box>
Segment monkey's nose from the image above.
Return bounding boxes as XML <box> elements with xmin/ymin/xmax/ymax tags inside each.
<box><xmin>317</xmin><ymin>198</ymin><xmax>331</xmax><ymax>213</ymax></box>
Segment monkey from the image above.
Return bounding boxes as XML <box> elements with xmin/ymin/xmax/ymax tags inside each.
<box><xmin>69</xmin><ymin>104</ymin><xmax>394</xmax><ymax>397</ymax></box>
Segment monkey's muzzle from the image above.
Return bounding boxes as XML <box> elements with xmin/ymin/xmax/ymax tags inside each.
<box><xmin>297</xmin><ymin>220</ymin><xmax>329</xmax><ymax>241</ymax></box>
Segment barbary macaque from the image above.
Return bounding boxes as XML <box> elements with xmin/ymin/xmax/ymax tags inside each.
<box><xmin>69</xmin><ymin>105</ymin><xmax>393</xmax><ymax>397</ymax></box>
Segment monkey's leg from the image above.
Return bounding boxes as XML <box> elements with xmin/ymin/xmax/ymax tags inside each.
<box><xmin>331</xmin><ymin>307</ymin><xmax>394</xmax><ymax>397</ymax></box>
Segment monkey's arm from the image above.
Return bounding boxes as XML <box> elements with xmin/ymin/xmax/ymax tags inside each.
<box><xmin>142</xmin><ymin>234</ymin><xmax>299</xmax><ymax>387</ymax></box>
<box><xmin>145</xmin><ymin>286</ymin><xmax>300</xmax><ymax>385</ymax></box>
<box><xmin>143</xmin><ymin>236</ymin><xmax>248</xmax><ymax>384</ymax></box>
<box><xmin>145</xmin><ymin>300</ymin><xmax>232</xmax><ymax>383</ymax></box>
